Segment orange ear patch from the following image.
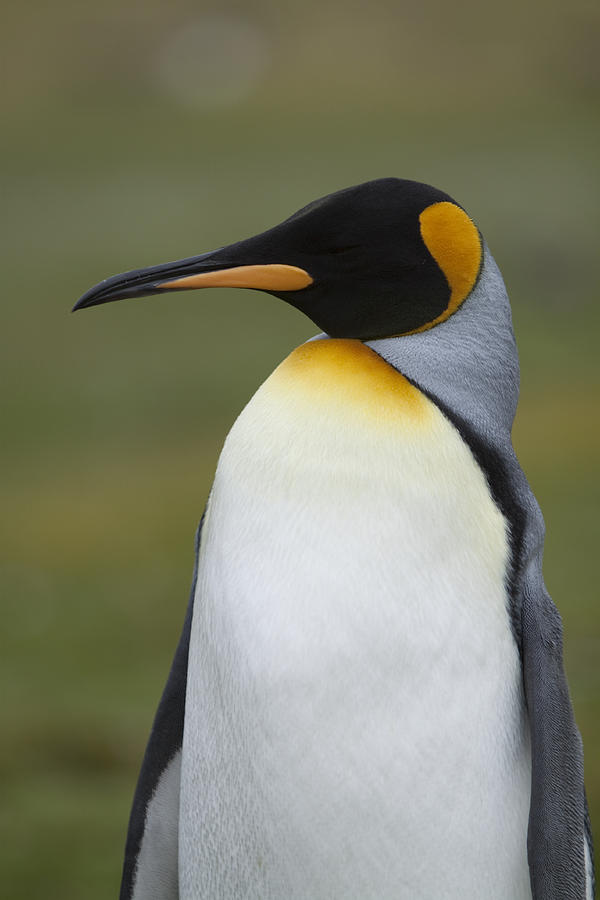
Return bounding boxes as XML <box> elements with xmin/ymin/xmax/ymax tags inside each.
<box><xmin>411</xmin><ymin>201</ymin><xmax>482</xmax><ymax>334</ymax></box>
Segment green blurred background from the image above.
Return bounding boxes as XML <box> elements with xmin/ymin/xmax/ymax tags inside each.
<box><xmin>2</xmin><ymin>0</ymin><xmax>598</xmax><ymax>895</ymax></box>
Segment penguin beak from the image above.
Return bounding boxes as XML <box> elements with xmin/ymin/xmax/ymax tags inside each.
<box><xmin>72</xmin><ymin>247</ymin><xmax>313</xmax><ymax>312</ymax></box>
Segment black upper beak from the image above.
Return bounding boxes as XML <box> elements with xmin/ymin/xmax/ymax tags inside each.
<box><xmin>74</xmin><ymin>249</ymin><xmax>230</xmax><ymax>311</ymax></box>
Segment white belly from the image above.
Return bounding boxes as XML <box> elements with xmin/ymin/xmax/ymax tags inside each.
<box><xmin>180</xmin><ymin>339</ymin><xmax>532</xmax><ymax>899</ymax></box>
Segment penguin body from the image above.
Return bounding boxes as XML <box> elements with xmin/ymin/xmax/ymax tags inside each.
<box><xmin>74</xmin><ymin>179</ymin><xmax>594</xmax><ymax>899</ymax></box>
<box><xmin>178</xmin><ymin>336</ymin><xmax>532</xmax><ymax>898</ymax></box>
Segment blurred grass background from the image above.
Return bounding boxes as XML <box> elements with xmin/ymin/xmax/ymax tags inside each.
<box><xmin>1</xmin><ymin>0</ymin><xmax>598</xmax><ymax>895</ymax></box>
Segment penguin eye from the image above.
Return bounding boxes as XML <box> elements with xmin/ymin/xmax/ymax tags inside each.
<box><xmin>328</xmin><ymin>244</ymin><xmax>360</xmax><ymax>256</ymax></box>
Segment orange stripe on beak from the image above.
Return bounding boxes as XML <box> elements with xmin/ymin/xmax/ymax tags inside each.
<box><xmin>159</xmin><ymin>264</ymin><xmax>313</xmax><ymax>292</ymax></box>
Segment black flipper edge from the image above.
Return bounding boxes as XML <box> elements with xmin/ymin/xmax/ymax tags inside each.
<box><xmin>119</xmin><ymin>517</ymin><xmax>204</xmax><ymax>900</ymax></box>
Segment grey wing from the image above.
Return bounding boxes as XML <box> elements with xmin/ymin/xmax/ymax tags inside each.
<box><xmin>119</xmin><ymin>518</ymin><xmax>204</xmax><ymax>900</ymax></box>
<box><xmin>521</xmin><ymin>574</ymin><xmax>595</xmax><ymax>899</ymax></box>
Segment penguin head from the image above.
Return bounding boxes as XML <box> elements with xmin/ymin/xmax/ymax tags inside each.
<box><xmin>74</xmin><ymin>178</ymin><xmax>483</xmax><ymax>341</ymax></box>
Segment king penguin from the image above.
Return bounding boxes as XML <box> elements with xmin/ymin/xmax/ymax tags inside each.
<box><xmin>74</xmin><ymin>178</ymin><xmax>594</xmax><ymax>900</ymax></box>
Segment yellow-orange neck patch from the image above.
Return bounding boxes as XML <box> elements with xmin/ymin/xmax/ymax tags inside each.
<box><xmin>272</xmin><ymin>338</ymin><xmax>431</xmax><ymax>426</ymax></box>
<box><xmin>409</xmin><ymin>201</ymin><xmax>482</xmax><ymax>334</ymax></box>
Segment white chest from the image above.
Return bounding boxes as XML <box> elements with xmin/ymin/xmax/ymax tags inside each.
<box><xmin>180</xmin><ymin>339</ymin><xmax>532</xmax><ymax>899</ymax></box>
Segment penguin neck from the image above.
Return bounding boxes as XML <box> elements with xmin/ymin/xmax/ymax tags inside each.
<box><xmin>366</xmin><ymin>245</ymin><xmax>520</xmax><ymax>444</ymax></box>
